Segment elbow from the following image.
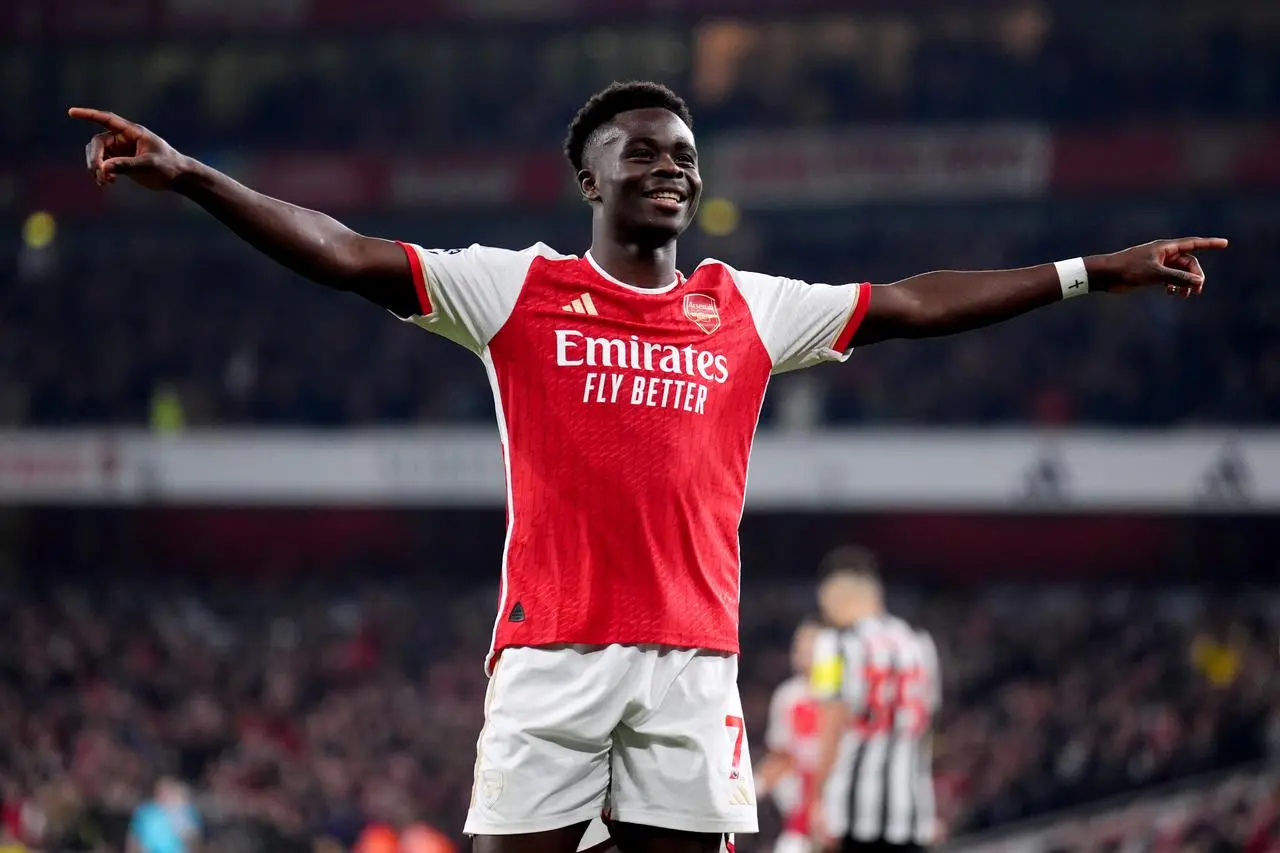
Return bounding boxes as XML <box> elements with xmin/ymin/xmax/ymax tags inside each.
<box><xmin>885</xmin><ymin>283</ymin><xmax>943</xmax><ymax>339</ymax></box>
<box><xmin>325</xmin><ymin>233</ymin><xmax>375</xmax><ymax>289</ymax></box>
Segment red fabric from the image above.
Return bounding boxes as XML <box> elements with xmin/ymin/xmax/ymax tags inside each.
<box><xmin>834</xmin><ymin>283</ymin><xmax>871</xmax><ymax>351</ymax></box>
<box><xmin>782</xmin><ymin>693</ymin><xmax>821</xmax><ymax>835</ymax></box>
<box><xmin>398</xmin><ymin>242</ymin><xmax>432</xmax><ymax>315</ymax></box>
<box><xmin>482</xmin><ymin>256</ymin><xmax>774</xmax><ymax>670</ymax></box>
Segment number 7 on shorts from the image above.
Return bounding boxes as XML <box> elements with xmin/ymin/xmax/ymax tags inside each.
<box><xmin>724</xmin><ymin>714</ymin><xmax>745</xmax><ymax>780</ymax></box>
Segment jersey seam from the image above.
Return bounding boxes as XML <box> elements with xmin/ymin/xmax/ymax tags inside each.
<box><xmin>480</xmin><ymin>252</ymin><xmax>546</xmax><ymax>351</ymax></box>
<box><xmin>720</xmin><ymin>262</ymin><xmax>785</xmax><ymax>371</ymax></box>
<box><xmin>825</xmin><ymin>282</ymin><xmax>867</xmax><ymax>354</ymax></box>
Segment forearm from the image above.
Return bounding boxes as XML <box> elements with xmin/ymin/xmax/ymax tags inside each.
<box><xmin>754</xmin><ymin>751</ymin><xmax>795</xmax><ymax>796</ymax></box>
<box><xmin>171</xmin><ymin>157</ymin><xmax>368</xmax><ymax>288</ymax></box>
<box><xmin>811</xmin><ymin>743</ymin><xmax>839</xmax><ymax>793</ymax></box>
<box><xmin>887</xmin><ymin>262</ymin><xmax>1071</xmax><ymax>339</ymax></box>
<box><xmin>812</xmin><ymin>700</ymin><xmax>850</xmax><ymax>792</ymax></box>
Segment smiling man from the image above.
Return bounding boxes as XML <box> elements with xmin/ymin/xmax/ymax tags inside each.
<box><xmin>71</xmin><ymin>80</ymin><xmax>1225</xmax><ymax>853</ymax></box>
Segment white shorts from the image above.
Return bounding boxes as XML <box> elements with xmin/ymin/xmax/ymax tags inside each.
<box><xmin>465</xmin><ymin>644</ymin><xmax>759</xmax><ymax>836</ymax></box>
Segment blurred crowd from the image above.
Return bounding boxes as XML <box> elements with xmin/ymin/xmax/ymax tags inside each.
<box><xmin>10</xmin><ymin>8</ymin><xmax>1280</xmax><ymax>150</ymax></box>
<box><xmin>5</xmin><ymin>5</ymin><xmax>1278</xmax><ymax>430</ymax></box>
<box><xmin>1</xmin><ymin>576</ymin><xmax>1277</xmax><ymax>853</ymax></box>
<box><xmin>957</xmin><ymin>767</ymin><xmax>1280</xmax><ymax>853</ymax></box>
<box><xmin>3</xmin><ymin>206</ymin><xmax>1276</xmax><ymax>428</ymax></box>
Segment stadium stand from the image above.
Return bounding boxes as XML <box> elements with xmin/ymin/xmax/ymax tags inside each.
<box><xmin>3</xmin><ymin>5</ymin><xmax>1277</xmax><ymax>853</ymax></box>
<box><xmin>1</xmin><ymin>579</ymin><xmax>1276</xmax><ymax>853</ymax></box>
<box><xmin>2</xmin><ymin>217</ymin><xmax>1276</xmax><ymax>428</ymax></box>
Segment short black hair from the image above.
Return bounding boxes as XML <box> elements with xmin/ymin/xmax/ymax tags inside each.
<box><xmin>563</xmin><ymin>80</ymin><xmax>694</xmax><ymax>172</ymax></box>
<box><xmin>819</xmin><ymin>545</ymin><xmax>881</xmax><ymax>583</ymax></box>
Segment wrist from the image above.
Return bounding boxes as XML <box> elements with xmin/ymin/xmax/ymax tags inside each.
<box><xmin>1054</xmin><ymin>256</ymin><xmax>1090</xmax><ymax>300</ymax></box>
<box><xmin>170</xmin><ymin>155</ymin><xmax>207</xmax><ymax>195</ymax></box>
<box><xmin>1083</xmin><ymin>254</ymin><xmax>1119</xmax><ymax>292</ymax></box>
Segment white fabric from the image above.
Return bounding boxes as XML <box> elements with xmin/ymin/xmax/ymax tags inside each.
<box><xmin>1055</xmin><ymin>256</ymin><xmax>1089</xmax><ymax>299</ymax></box>
<box><xmin>773</xmin><ymin>831</ymin><xmax>814</xmax><ymax>853</ymax></box>
<box><xmin>465</xmin><ymin>644</ymin><xmax>759</xmax><ymax>836</ymax></box>
<box><xmin>577</xmin><ymin>817</ymin><xmax>613</xmax><ymax>851</ymax></box>
<box><xmin>765</xmin><ymin>675</ymin><xmax>809</xmax><ymax>753</ymax></box>
<box><xmin>401</xmin><ymin>242</ymin><xmax>567</xmax><ymax>352</ymax></box>
<box><xmin>722</xmin><ymin>264</ymin><xmax>864</xmax><ymax>374</ymax></box>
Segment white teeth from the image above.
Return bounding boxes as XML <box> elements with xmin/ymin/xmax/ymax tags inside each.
<box><xmin>649</xmin><ymin>193</ymin><xmax>681</xmax><ymax>202</ymax></box>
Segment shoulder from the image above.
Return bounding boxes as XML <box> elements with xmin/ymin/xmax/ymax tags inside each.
<box><xmin>773</xmin><ymin>674</ymin><xmax>807</xmax><ymax>704</ymax></box>
<box><xmin>887</xmin><ymin>614</ymin><xmax>926</xmax><ymax>638</ymax></box>
<box><xmin>519</xmin><ymin>242</ymin><xmax>575</xmax><ymax>262</ymax></box>
<box><xmin>694</xmin><ymin>258</ymin><xmax>793</xmax><ymax>290</ymax></box>
<box><xmin>420</xmin><ymin>242</ymin><xmax>573</xmax><ymax>263</ymax></box>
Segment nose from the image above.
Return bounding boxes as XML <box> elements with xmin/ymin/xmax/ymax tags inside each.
<box><xmin>653</xmin><ymin>153</ymin><xmax>684</xmax><ymax>178</ymax></box>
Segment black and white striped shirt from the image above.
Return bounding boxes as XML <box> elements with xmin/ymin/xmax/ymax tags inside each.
<box><xmin>810</xmin><ymin>615</ymin><xmax>940</xmax><ymax>846</ymax></box>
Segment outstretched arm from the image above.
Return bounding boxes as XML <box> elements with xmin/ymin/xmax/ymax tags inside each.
<box><xmin>851</xmin><ymin>237</ymin><xmax>1229</xmax><ymax>346</ymax></box>
<box><xmin>69</xmin><ymin>108</ymin><xmax>420</xmax><ymax>317</ymax></box>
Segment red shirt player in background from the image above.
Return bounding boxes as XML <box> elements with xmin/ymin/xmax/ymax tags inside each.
<box><xmin>756</xmin><ymin>621</ymin><xmax>824</xmax><ymax>853</ymax></box>
<box><xmin>71</xmin><ymin>81</ymin><xmax>1226</xmax><ymax>853</ymax></box>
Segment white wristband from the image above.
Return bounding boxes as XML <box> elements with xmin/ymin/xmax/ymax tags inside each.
<box><xmin>1055</xmin><ymin>257</ymin><xmax>1089</xmax><ymax>299</ymax></box>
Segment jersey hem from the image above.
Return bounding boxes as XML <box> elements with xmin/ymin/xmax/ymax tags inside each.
<box><xmin>395</xmin><ymin>242</ymin><xmax>433</xmax><ymax>316</ymax></box>
<box><xmin>833</xmin><ymin>282</ymin><xmax>872</xmax><ymax>351</ymax></box>
<box><xmin>492</xmin><ymin>637</ymin><xmax>740</xmax><ymax>657</ymax></box>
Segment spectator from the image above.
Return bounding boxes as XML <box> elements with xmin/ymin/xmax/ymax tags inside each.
<box><xmin>128</xmin><ymin>779</ymin><xmax>200</xmax><ymax>853</ymax></box>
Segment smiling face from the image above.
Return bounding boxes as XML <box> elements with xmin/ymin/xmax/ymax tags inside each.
<box><xmin>579</xmin><ymin>107</ymin><xmax>703</xmax><ymax>246</ymax></box>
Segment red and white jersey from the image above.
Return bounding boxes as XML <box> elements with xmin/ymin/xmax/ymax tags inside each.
<box><xmin>765</xmin><ymin>675</ymin><xmax>822</xmax><ymax>835</ymax></box>
<box><xmin>397</xmin><ymin>243</ymin><xmax>870</xmax><ymax>672</ymax></box>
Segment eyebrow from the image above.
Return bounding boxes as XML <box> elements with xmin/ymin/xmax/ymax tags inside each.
<box><xmin>624</xmin><ymin>135</ymin><xmax>698</xmax><ymax>153</ymax></box>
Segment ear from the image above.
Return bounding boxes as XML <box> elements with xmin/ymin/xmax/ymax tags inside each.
<box><xmin>578</xmin><ymin>168</ymin><xmax>600</xmax><ymax>203</ymax></box>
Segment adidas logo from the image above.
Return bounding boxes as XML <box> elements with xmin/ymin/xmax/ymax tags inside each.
<box><xmin>561</xmin><ymin>293</ymin><xmax>599</xmax><ymax>316</ymax></box>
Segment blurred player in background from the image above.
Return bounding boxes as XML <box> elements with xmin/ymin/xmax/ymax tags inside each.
<box><xmin>71</xmin><ymin>78</ymin><xmax>1222</xmax><ymax>853</ymax></box>
<box><xmin>755</xmin><ymin>621</ymin><xmax>823</xmax><ymax>853</ymax></box>
<box><xmin>809</xmin><ymin>548</ymin><xmax>940</xmax><ymax>853</ymax></box>
<box><xmin>127</xmin><ymin>778</ymin><xmax>201</xmax><ymax>853</ymax></box>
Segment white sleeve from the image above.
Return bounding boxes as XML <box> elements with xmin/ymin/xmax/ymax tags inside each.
<box><xmin>396</xmin><ymin>242</ymin><xmax>560</xmax><ymax>353</ymax></box>
<box><xmin>729</xmin><ymin>266</ymin><xmax>871</xmax><ymax>375</ymax></box>
<box><xmin>764</xmin><ymin>681</ymin><xmax>796</xmax><ymax>753</ymax></box>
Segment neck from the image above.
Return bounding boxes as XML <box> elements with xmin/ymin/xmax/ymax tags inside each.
<box><xmin>589</xmin><ymin>218</ymin><xmax>679</xmax><ymax>290</ymax></box>
<box><xmin>833</xmin><ymin>604</ymin><xmax>882</xmax><ymax>628</ymax></box>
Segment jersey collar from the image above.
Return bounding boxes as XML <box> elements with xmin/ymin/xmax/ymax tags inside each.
<box><xmin>585</xmin><ymin>251</ymin><xmax>684</xmax><ymax>295</ymax></box>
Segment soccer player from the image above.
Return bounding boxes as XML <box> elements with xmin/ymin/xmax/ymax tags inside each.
<box><xmin>70</xmin><ymin>81</ymin><xmax>1224</xmax><ymax>853</ymax></box>
<box><xmin>809</xmin><ymin>548</ymin><xmax>940</xmax><ymax>853</ymax></box>
<box><xmin>756</xmin><ymin>620</ymin><xmax>824</xmax><ymax>853</ymax></box>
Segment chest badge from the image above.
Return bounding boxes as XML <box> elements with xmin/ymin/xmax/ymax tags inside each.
<box><xmin>683</xmin><ymin>293</ymin><xmax>720</xmax><ymax>335</ymax></box>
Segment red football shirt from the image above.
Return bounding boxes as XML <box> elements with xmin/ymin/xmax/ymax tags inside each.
<box><xmin>397</xmin><ymin>243</ymin><xmax>870</xmax><ymax>673</ymax></box>
<box><xmin>766</xmin><ymin>675</ymin><xmax>823</xmax><ymax>835</ymax></box>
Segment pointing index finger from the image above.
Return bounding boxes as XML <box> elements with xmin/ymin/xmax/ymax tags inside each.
<box><xmin>67</xmin><ymin>107</ymin><xmax>144</xmax><ymax>139</ymax></box>
<box><xmin>1169</xmin><ymin>237</ymin><xmax>1229</xmax><ymax>253</ymax></box>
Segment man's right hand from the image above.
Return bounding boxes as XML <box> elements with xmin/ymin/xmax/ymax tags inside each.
<box><xmin>67</xmin><ymin>106</ymin><xmax>418</xmax><ymax>313</ymax></box>
<box><xmin>69</xmin><ymin>108</ymin><xmax>189</xmax><ymax>191</ymax></box>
